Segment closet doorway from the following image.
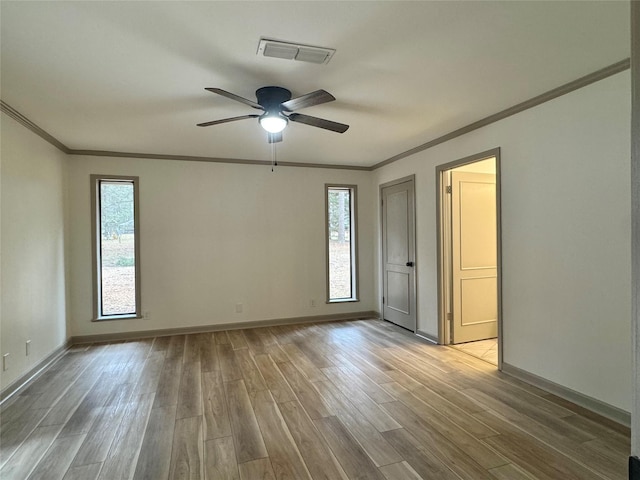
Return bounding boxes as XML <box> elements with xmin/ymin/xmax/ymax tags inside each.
<box><xmin>436</xmin><ymin>149</ymin><xmax>502</xmax><ymax>367</ymax></box>
<box><xmin>380</xmin><ymin>176</ymin><xmax>417</xmax><ymax>332</ymax></box>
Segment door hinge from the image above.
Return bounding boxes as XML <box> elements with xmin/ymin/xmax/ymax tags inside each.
<box><xmin>382</xmin><ymin>296</ymin><xmax>385</xmax><ymax>304</ymax></box>
<box><xmin>447</xmin><ymin>312</ymin><xmax>453</xmax><ymax>321</ymax></box>
<box><xmin>446</xmin><ymin>185</ymin><xmax>452</xmax><ymax>194</ymax></box>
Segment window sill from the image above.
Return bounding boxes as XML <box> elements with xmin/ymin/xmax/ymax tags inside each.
<box><xmin>93</xmin><ymin>314</ymin><xmax>142</xmax><ymax>322</ymax></box>
<box><xmin>327</xmin><ymin>298</ymin><xmax>360</xmax><ymax>304</ymax></box>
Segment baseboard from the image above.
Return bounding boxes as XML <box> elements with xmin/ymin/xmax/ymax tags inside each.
<box><xmin>0</xmin><ymin>339</ymin><xmax>72</xmax><ymax>405</ymax></box>
<box><xmin>70</xmin><ymin>311</ymin><xmax>379</xmax><ymax>344</ymax></box>
<box><xmin>416</xmin><ymin>329</ymin><xmax>439</xmax><ymax>344</ymax></box>
<box><xmin>501</xmin><ymin>362</ymin><xmax>630</xmax><ymax>427</ymax></box>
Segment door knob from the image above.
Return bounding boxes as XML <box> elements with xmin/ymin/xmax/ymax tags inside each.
<box><xmin>406</xmin><ymin>261</ymin><xmax>414</xmax><ymax>267</ymax></box>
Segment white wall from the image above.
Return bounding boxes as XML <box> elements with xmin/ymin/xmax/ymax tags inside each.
<box><xmin>67</xmin><ymin>156</ymin><xmax>374</xmax><ymax>337</ymax></box>
<box><xmin>1</xmin><ymin>69</ymin><xmax>631</xmax><ymax>417</ymax></box>
<box><xmin>1</xmin><ymin>114</ymin><xmax>68</xmax><ymax>390</ymax></box>
<box><xmin>373</xmin><ymin>71</ymin><xmax>632</xmax><ymax>411</ymax></box>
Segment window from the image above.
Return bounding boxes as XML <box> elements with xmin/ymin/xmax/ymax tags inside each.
<box><xmin>326</xmin><ymin>185</ymin><xmax>358</xmax><ymax>302</ymax></box>
<box><xmin>91</xmin><ymin>175</ymin><xmax>141</xmax><ymax>320</ymax></box>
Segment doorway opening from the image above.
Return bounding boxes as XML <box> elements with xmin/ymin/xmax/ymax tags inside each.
<box><xmin>436</xmin><ymin>149</ymin><xmax>502</xmax><ymax>368</ymax></box>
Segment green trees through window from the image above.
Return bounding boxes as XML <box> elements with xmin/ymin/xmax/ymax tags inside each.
<box><xmin>327</xmin><ymin>186</ymin><xmax>358</xmax><ymax>301</ymax></box>
<box><xmin>92</xmin><ymin>176</ymin><xmax>140</xmax><ymax>319</ymax></box>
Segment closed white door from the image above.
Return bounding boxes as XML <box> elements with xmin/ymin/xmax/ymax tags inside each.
<box><xmin>451</xmin><ymin>171</ymin><xmax>497</xmax><ymax>343</ymax></box>
<box><xmin>382</xmin><ymin>179</ymin><xmax>416</xmax><ymax>331</ymax></box>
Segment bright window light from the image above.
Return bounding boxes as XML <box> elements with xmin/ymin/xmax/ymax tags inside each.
<box><xmin>91</xmin><ymin>175</ymin><xmax>141</xmax><ymax>320</ymax></box>
<box><xmin>326</xmin><ymin>185</ymin><xmax>358</xmax><ymax>302</ymax></box>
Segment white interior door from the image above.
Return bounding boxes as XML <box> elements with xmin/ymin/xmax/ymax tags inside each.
<box><xmin>451</xmin><ymin>171</ymin><xmax>497</xmax><ymax>343</ymax></box>
<box><xmin>382</xmin><ymin>179</ymin><xmax>416</xmax><ymax>331</ymax></box>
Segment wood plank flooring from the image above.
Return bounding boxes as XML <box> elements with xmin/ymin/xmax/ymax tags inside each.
<box><xmin>0</xmin><ymin>319</ymin><xmax>630</xmax><ymax>480</ymax></box>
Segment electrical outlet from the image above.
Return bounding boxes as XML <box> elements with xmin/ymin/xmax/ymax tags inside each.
<box><xmin>26</xmin><ymin>340</ymin><xmax>31</xmax><ymax>356</ymax></box>
<box><xmin>2</xmin><ymin>353</ymin><xmax>9</xmax><ymax>371</ymax></box>
<box><xmin>143</xmin><ymin>311</ymin><xmax>151</xmax><ymax>320</ymax></box>
<box><xmin>235</xmin><ymin>303</ymin><xmax>243</xmax><ymax>313</ymax></box>
<box><xmin>310</xmin><ymin>299</ymin><xmax>316</xmax><ymax>307</ymax></box>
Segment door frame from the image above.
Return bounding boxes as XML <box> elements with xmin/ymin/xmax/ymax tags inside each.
<box><xmin>436</xmin><ymin>148</ymin><xmax>503</xmax><ymax>369</ymax></box>
<box><xmin>379</xmin><ymin>175</ymin><xmax>417</xmax><ymax>332</ymax></box>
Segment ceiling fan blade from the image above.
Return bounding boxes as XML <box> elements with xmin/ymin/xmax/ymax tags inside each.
<box><xmin>197</xmin><ymin>114</ymin><xmax>259</xmax><ymax>127</ymax></box>
<box><xmin>288</xmin><ymin>113</ymin><xmax>349</xmax><ymax>133</ymax></box>
<box><xmin>268</xmin><ymin>132</ymin><xmax>283</xmax><ymax>143</ymax></box>
<box><xmin>281</xmin><ymin>89</ymin><xmax>335</xmax><ymax>111</ymax></box>
<box><xmin>205</xmin><ymin>88</ymin><xmax>262</xmax><ymax>110</ymax></box>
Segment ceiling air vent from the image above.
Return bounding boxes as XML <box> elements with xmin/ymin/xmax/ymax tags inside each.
<box><xmin>257</xmin><ymin>38</ymin><xmax>335</xmax><ymax>65</ymax></box>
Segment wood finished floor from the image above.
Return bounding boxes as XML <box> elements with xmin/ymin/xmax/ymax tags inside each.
<box><xmin>0</xmin><ymin>319</ymin><xmax>630</xmax><ymax>480</ymax></box>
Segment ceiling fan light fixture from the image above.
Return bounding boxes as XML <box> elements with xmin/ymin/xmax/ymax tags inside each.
<box><xmin>199</xmin><ymin>86</ymin><xmax>348</xmax><ymax>138</ymax></box>
<box><xmin>259</xmin><ymin>112</ymin><xmax>288</xmax><ymax>133</ymax></box>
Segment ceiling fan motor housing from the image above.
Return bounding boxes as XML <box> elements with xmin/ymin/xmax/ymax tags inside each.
<box><xmin>256</xmin><ymin>86</ymin><xmax>292</xmax><ymax>112</ymax></box>
<box><xmin>198</xmin><ymin>86</ymin><xmax>348</xmax><ymax>135</ymax></box>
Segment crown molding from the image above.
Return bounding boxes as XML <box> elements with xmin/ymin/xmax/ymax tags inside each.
<box><xmin>0</xmin><ymin>103</ymin><xmax>370</xmax><ymax>171</ymax></box>
<box><xmin>2</xmin><ymin>58</ymin><xmax>630</xmax><ymax>172</ymax></box>
<box><xmin>0</xmin><ymin>100</ymin><xmax>71</xmax><ymax>153</ymax></box>
<box><xmin>68</xmin><ymin>149</ymin><xmax>371</xmax><ymax>171</ymax></box>
<box><xmin>372</xmin><ymin>58</ymin><xmax>631</xmax><ymax>170</ymax></box>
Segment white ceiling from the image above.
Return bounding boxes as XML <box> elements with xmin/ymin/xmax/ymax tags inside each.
<box><xmin>0</xmin><ymin>1</ymin><xmax>630</xmax><ymax>168</ymax></box>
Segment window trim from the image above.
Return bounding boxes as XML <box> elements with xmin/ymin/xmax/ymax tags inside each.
<box><xmin>325</xmin><ymin>184</ymin><xmax>359</xmax><ymax>303</ymax></box>
<box><xmin>90</xmin><ymin>174</ymin><xmax>142</xmax><ymax>321</ymax></box>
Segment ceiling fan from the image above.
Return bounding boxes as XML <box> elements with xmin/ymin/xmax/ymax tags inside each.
<box><xmin>197</xmin><ymin>86</ymin><xmax>349</xmax><ymax>143</ymax></box>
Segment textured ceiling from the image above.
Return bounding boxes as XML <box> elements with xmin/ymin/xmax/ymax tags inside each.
<box><xmin>0</xmin><ymin>1</ymin><xmax>630</xmax><ymax>167</ymax></box>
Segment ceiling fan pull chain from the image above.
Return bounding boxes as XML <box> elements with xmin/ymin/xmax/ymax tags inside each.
<box><xmin>271</xmin><ymin>141</ymin><xmax>276</xmax><ymax>172</ymax></box>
